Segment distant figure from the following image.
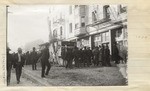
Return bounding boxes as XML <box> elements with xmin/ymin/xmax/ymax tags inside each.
<box><xmin>92</xmin><ymin>46</ymin><xmax>99</xmax><ymax>66</ymax></box>
<box><xmin>40</xmin><ymin>45</ymin><xmax>51</xmax><ymax>78</ymax></box>
<box><xmin>66</xmin><ymin>47</ymin><xmax>73</xmax><ymax>69</ymax></box>
<box><xmin>61</xmin><ymin>46</ymin><xmax>67</xmax><ymax>66</ymax></box>
<box><xmin>112</xmin><ymin>42</ymin><xmax>122</xmax><ymax>64</ymax></box>
<box><xmin>104</xmin><ymin>44</ymin><xmax>111</xmax><ymax>67</ymax></box>
<box><xmin>30</xmin><ymin>47</ymin><xmax>38</xmax><ymax>70</ymax></box>
<box><xmin>98</xmin><ymin>45</ymin><xmax>102</xmax><ymax>66</ymax></box>
<box><xmin>87</xmin><ymin>47</ymin><xmax>93</xmax><ymax>66</ymax></box>
<box><xmin>7</xmin><ymin>47</ymin><xmax>14</xmax><ymax>85</ymax></box>
<box><xmin>101</xmin><ymin>44</ymin><xmax>105</xmax><ymax>66</ymax></box>
<box><xmin>14</xmin><ymin>48</ymin><xmax>25</xmax><ymax>84</ymax></box>
<box><xmin>73</xmin><ymin>46</ymin><xmax>80</xmax><ymax>68</ymax></box>
<box><xmin>25</xmin><ymin>51</ymin><xmax>30</xmax><ymax>65</ymax></box>
<box><xmin>83</xmin><ymin>47</ymin><xmax>88</xmax><ymax>67</ymax></box>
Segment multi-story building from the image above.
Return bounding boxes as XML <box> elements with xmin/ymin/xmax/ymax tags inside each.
<box><xmin>48</xmin><ymin>5</ymin><xmax>127</xmax><ymax>56</ymax></box>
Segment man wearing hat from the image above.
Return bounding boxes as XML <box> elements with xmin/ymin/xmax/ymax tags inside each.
<box><xmin>14</xmin><ymin>48</ymin><xmax>25</xmax><ymax>84</ymax></box>
<box><xmin>30</xmin><ymin>47</ymin><xmax>38</xmax><ymax>70</ymax></box>
<box><xmin>40</xmin><ymin>44</ymin><xmax>51</xmax><ymax>78</ymax></box>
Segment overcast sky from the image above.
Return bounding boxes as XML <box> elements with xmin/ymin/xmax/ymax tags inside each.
<box><xmin>8</xmin><ymin>5</ymin><xmax>50</xmax><ymax>52</ymax></box>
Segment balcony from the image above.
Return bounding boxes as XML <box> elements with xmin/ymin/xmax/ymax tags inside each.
<box><xmin>75</xmin><ymin>27</ymin><xmax>87</xmax><ymax>37</ymax></box>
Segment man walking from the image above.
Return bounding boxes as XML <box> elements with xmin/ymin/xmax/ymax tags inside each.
<box><xmin>14</xmin><ymin>48</ymin><xmax>25</xmax><ymax>84</ymax></box>
<box><xmin>40</xmin><ymin>44</ymin><xmax>51</xmax><ymax>78</ymax></box>
<box><xmin>7</xmin><ymin>47</ymin><xmax>14</xmax><ymax>85</ymax></box>
<box><xmin>30</xmin><ymin>47</ymin><xmax>38</xmax><ymax>70</ymax></box>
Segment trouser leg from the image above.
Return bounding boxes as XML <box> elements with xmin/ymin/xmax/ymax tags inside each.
<box><xmin>15</xmin><ymin>66</ymin><xmax>20</xmax><ymax>82</ymax></box>
<box><xmin>18</xmin><ymin>66</ymin><xmax>22</xmax><ymax>81</ymax></box>
<box><xmin>87</xmin><ymin>59</ymin><xmax>90</xmax><ymax>67</ymax></box>
<box><xmin>35</xmin><ymin>62</ymin><xmax>37</xmax><ymax>70</ymax></box>
<box><xmin>7</xmin><ymin>66</ymin><xmax>12</xmax><ymax>85</ymax></box>
<box><xmin>45</xmin><ymin>62</ymin><xmax>51</xmax><ymax>75</ymax></box>
<box><xmin>66</xmin><ymin>61</ymin><xmax>68</xmax><ymax>68</ymax></box>
<box><xmin>41</xmin><ymin>62</ymin><xmax>46</xmax><ymax>77</ymax></box>
<box><xmin>32</xmin><ymin>63</ymin><xmax>34</xmax><ymax>70</ymax></box>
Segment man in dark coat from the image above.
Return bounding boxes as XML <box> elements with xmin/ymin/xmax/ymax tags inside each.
<box><xmin>100</xmin><ymin>44</ymin><xmax>105</xmax><ymax>66</ymax></box>
<box><xmin>78</xmin><ymin>48</ymin><xmax>83</xmax><ymax>67</ymax></box>
<box><xmin>92</xmin><ymin>46</ymin><xmax>99</xmax><ymax>66</ymax></box>
<box><xmin>82</xmin><ymin>47</ymin><xmax>89</xmax><ymax>67</ymax></box>
<box><xmin>86</xmin><ymin>47</ymin><xmax>92</xmax><ymax>67</ymax></box>
<box><xmin>61</xmin><ymin>46</ymin><xmax>67</xmax><ymax>66</ymax></box>
<box><xmin>73</xmin><ymin>46</ymin><xmax>80</xmax><ymax>68</ymax></box>
<box><xmin>112</xmin><ymin>42</ymin><xmax>122</xmax><ymax>64</ymax></box>
<box><xmin>7</xmin><ymin>47</ymin><xmax>14</xmax><ymax>85</ymax></box>
<box><xmin>40</xmin><ymin>45</ymin><xmax>51</xmax><ymax>78</ymax></box>
<box><xmin>66</xmin><ymin>47</ymin><xmax>73</xmax><ymax>69</ymax></box>
<box><xmin>25</xmin><ymin>51</ymin><xmax>30</xmax><ymax>65</ymax></box>
<box><xmin>14</xmin><ymin>48</ymin><xmax>25</xmax><ymax>84</ymax></box>
<box><xmin>104</xmin><ymin>44</ymin><xmax>111</xmax><ymax>67</ymax></box>
<box><xmin>30</xmin><ymin>47</ymin><xmax>38</xmax><ymax>70</ymax></box>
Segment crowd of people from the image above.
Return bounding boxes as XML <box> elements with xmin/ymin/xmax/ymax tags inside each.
<box><xmin>7</xmin><ymin>44</ymin><xmax>51</xmax><ymax>85</ymax></box>
<box><xmin>7</xmin><ymin>42</ymin><xmax>127</xmax><ymax>85</ymax></box>
<box><xmin>62</xmin><ymin>43</ymin><xmax>126</xmax><ymax>69</ymax></box>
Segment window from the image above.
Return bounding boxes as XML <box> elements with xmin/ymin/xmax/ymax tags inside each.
<box><xmin>116</xmin><ymin>29</ymin><xmax>122</xmax><ymax>38</ymax></box>
<box><xmin>106</xmin><ymin>32</ymin><xmax>109</xmax><ymax>41</ymax></box>
<box><xmin>103</xmin><ymin>5</ymin><xmax>110</xmax><ymax>19</ymax></box>
<box><xmin>102</xmin><ymin>33</ymin><xmax>105</xmax><ymax>42</ymax></box>
<box><xmin>119</xmin><ymin>5</ymin><xmax>127</xmax><ymax>13</ymax></box>
<box><xmin>75</xmin><ymin>23</ymin><xmax>79</xmax><ymax>29</ymax></box>
<box><xmin>81</xmin><ymin>23</ymin><xmax>85</xmax><ymax>27</ymax></box>
<box><xmin>102</xmin><ymin>32</ymin><xmax>109</xmax><ymax>42</ymax></box>
<box><xmin>60</xmin><ymin>26</ymin><xmax>63</xmax><ymax>35</ymax></box>
<box><xmin>69</xmin><ymin>23</ymin><xmax>72</xmax><ymax>33</ymax></box>
<box><xmin>92</xmin><ymin>10</ymin><xmax>97</xmax><ymax>22</ymax></box>
<box><xmin>81</xmin><ymin>16</ymin><xmax>85</xmax><ymax>27</ymax></box>
<box><xmin>69</xmin><ymin>6</ymin><xmax>72</xmax><ymax>14</ymax></box>
<box><xmin>94</xmin><ymin>34</ymin><xmax>102</xmax><ymax>47</ymax></box>
<box><xmin>53</xmin><ymin>29</ymin><xmax>57</xmax><ymax>37</ymax></box>
<box><xmin>123</xmin><ymin>27</ymin><xmax>127</xmax><ymax>39</ymax></box>
<box><xmin>75</xmin><ymin>5</ymin><xmax>78</xmax><ymax>8</ymax></box>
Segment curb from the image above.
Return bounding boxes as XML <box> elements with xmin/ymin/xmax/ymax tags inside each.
<box><xmin>22</xmin><ymin>68</ymin><xmax>50</xmax><ymax>86</ymax></box>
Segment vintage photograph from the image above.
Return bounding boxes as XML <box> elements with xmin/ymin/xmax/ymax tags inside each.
<box><xmin>7</xmin><ymin>5</ymin><xmax>127</xmax><ymax>86</ymax></box>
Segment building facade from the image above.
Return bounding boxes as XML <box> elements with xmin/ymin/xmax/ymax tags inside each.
<box><xmin>48</xmin><ymin>5</ymin><xmax>127</xmax><ymax>56</ymax></box>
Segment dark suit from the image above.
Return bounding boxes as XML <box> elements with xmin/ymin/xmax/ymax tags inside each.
<box><xmin>41</xmin><ymin>48</ymin><xmax>51</xmax><ymax>77</ymax></box>
<box><xmin>7</xmin><ymin>52</ymin><xmax>14</xmax><ymax>85</ymax></box>
<box><xmin>30</xmin><ymin>51</ymin><xmax>38</xmax><ymax>70</ymax></box>
<box><xmin>14</xmin><ymin>53</ymin><xmax>25</xmax><ymax>82</ymax></box>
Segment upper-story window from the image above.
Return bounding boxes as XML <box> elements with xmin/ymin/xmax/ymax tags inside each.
<box><xmin>103</xmin><ymin>5</ymin><xmax>110</xmax><ymax>19</ymax></box>
<box><xmin>69</xmin><ymin>23</ymin><xmax>72</xmax><ymax>33</ymax></box>
<box><xmin>60</xmin><ymin>26</ymin><xmax>63</xmax><ymax>35</ymax></box>
<box><xmin>75</xmin><ymin>5</ymin><xmax>78</xmax><ymax>8</ymax></box>
<box><xmin>92</xmin><ymin>10</ymin><xmax>97</xmax><ymax>22</ymax></box>
<box><xmin>75</xmin><ymin>23</ymin><xmax>79</xmax><ymax>29</ymax></box>
<box><xmin>69</xmin><ymin>6</ymin><xmax>72</xmax><ymax>14</ymax></box>
<box><xmin>81</xmin><ymin>16</ymin><xmax>85</xmax><ymax>27</ymax></box>
<box><xmin>53</xmin><ymin>29</ymin><xmax>57</xmax><ymax>37</ymax></box>
<box><xmin>119</xmin><ymin>5</ymin><xmax>127</xmax><ymax>13</ymax></box>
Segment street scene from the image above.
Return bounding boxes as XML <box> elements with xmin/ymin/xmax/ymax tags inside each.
<box><xmin>7</xmin><ymin>5</ymin><xmax>127</xmax><ymax>86</ymax></box>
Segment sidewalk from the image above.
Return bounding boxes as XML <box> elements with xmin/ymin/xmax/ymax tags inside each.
<box><xmin>22</xmin><ymin>63</ymin><xmax>127</xmax><ymax>86</ymax></box>
<box><xmin>9</xmin><ymin>69</ymin><xmax>40</xmax><ymax>86</ymax></box>
<box><xmin>22</xmin><ymin>64</ymin><xmax>50</xmax><ymax>86</ymax></box>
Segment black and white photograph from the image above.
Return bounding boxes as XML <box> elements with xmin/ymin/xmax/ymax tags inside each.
<box><xmin>7</xmin><ymin>5</ymin><xmax>127</xmax><ymax>86</ymax></box>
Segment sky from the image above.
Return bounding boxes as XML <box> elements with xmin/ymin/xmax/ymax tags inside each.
<box><xmin>8</xmin><ymin>5</ymin><xmax>50</xmax><ymax>52</ymax></box>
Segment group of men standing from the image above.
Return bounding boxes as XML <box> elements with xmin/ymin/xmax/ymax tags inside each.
<box><xmin>7</xmin><ymin>45</ymin><xmax>51</xmax><ymax>85</ymax></box>
<box><xmin>62</xmin><ymin>42</ymin><xmax>123</xmax><ymax>69</ymax></box>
